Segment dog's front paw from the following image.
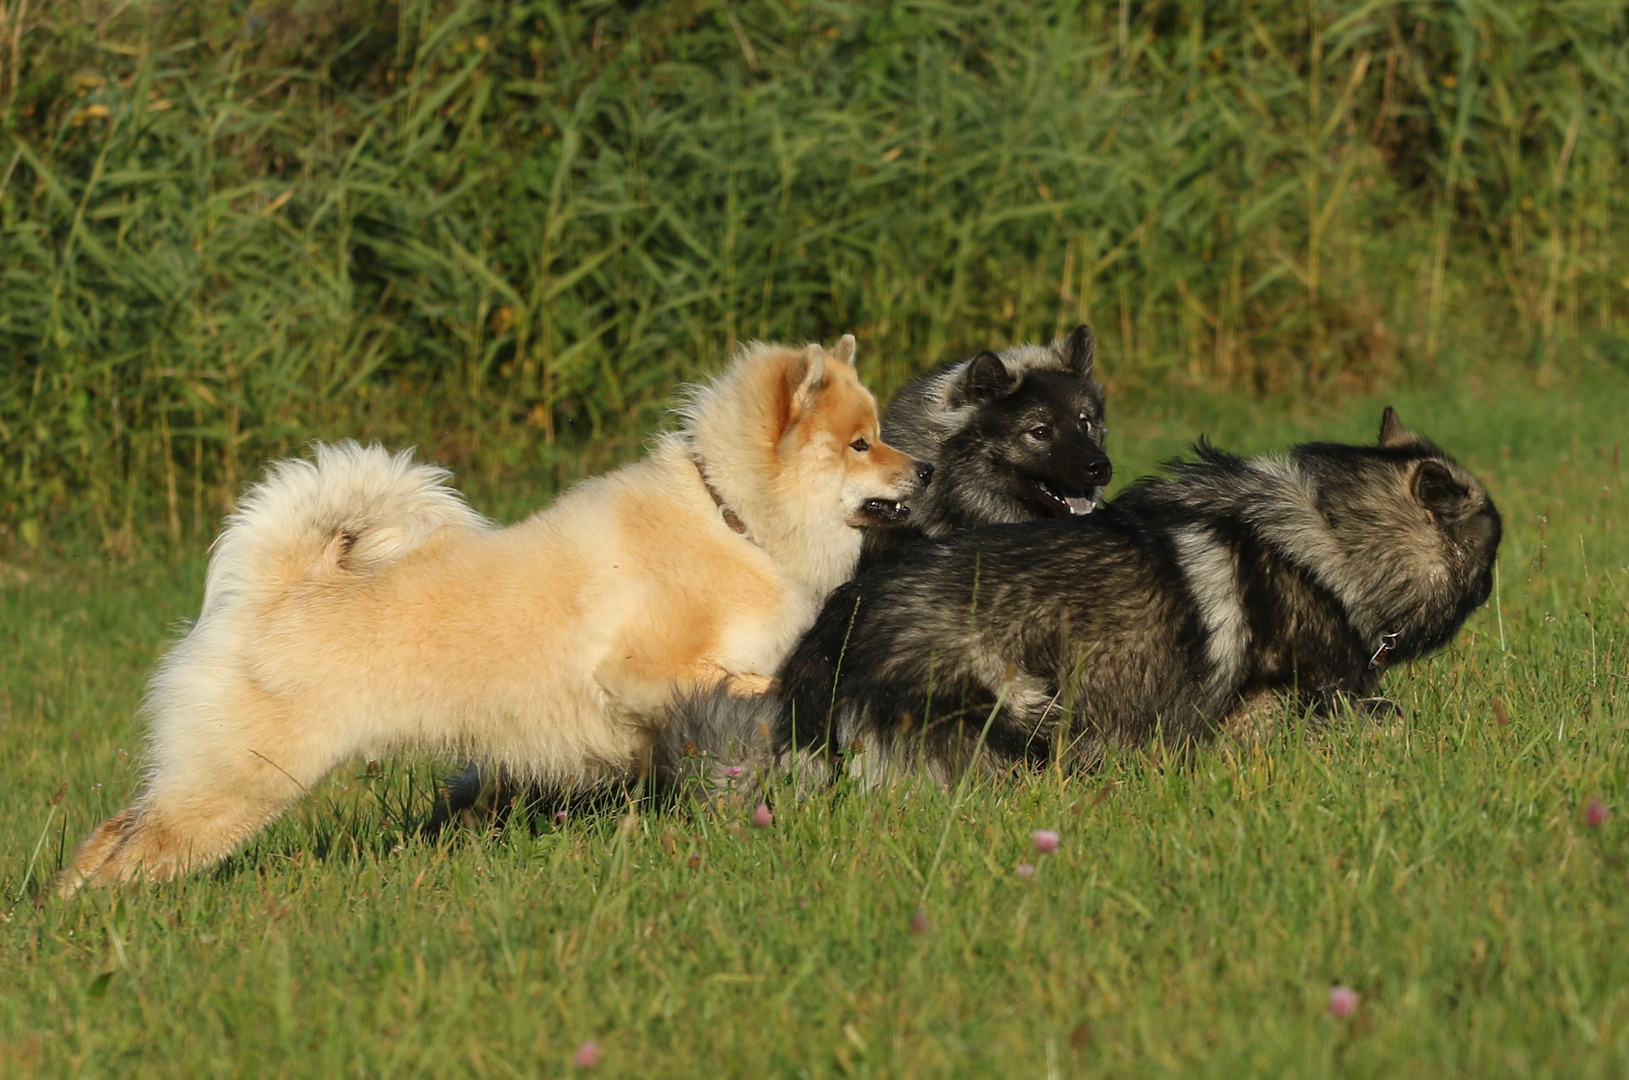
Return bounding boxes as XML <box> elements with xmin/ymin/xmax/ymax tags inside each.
<box><xmin>1350</xmin><ymin>695</ymin><xmax>1406</xmax><ymax>722</ymax></box>
<box><xmin>724</xmin><ymin>673</ymin><xmax>777</xmax><ymax>697</ymax></box>
<box><xmin>1314</xmin><ymin>691</ymin><xmax>1407</xmax><ymax>725</ymax></box>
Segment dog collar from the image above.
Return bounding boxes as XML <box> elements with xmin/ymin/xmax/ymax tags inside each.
<box><xmin>1368</xmin><ymin>631</ymin><xmax>1400</xmax><ymax>670</ymax></box>
<box><xmin>691</xmin><ymin>455</ymin><xmax>752</xmax><ymax>540</ymax></box>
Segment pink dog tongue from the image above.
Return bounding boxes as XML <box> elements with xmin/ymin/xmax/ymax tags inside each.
<box><xmin>1065</xmin><ymin>496</ymin><xmax>1094</xmax><ymax>515</ymax></box>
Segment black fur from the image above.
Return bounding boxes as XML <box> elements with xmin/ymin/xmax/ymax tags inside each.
<box><xmin>863</xmin><ymin>325</ymin><xmax>1110</xmax><ymax>567</ymax></box>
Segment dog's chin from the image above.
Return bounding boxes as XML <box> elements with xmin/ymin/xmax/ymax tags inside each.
<box><xmin>1024</xmin><ymin>477</ymin><xmax>1101</xmax><ymax>518</ymax></box>
<box><xmin>851</xmin><ymin>498</ymin><xmax>913</xmax><ymax>528</ymax></box>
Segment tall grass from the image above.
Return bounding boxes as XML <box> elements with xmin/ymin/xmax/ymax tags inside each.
<box><xmin>2</xmin><ymin>0</ymin><xmax>1626</xmax><ymax>553</ymax></box>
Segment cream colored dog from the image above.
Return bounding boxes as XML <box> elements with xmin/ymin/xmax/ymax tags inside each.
<box><xmin>60</xmin><ymin>337</ymin><xmax>928</xmax><ymax>893</ymax></box>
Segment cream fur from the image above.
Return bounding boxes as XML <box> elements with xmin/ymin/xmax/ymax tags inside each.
<box><xmin>59</xmin><ymin>338</ymin><xmax>923</xmax><ymax>894</ymax></box>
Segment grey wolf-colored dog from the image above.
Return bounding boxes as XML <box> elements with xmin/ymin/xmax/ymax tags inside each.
<box><xmin>661</xmin><ymin>408</ymin><xmax>1501</xmax><ymax>791</ymax></box>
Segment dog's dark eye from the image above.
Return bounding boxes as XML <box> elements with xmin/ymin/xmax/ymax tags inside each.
<box><xmin>1029</xmin><ymin>426</ymin><xmax>1051</xmax><ymax>441</ymax></box>
<box><xmin>850</xmin><ymin>438</ymin><xmax>870</xmax><ymax>452</ymax></box>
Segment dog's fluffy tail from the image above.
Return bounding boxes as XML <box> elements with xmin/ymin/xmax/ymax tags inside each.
<box><xmin>655</xmin><ymin>686</ymin><xmax>785</xmax><ymax>805</ymax></box>
<box><xmin>201</xmin><ymin>440</ymin><xmax>487</xmax><ymax>616</ymax></box>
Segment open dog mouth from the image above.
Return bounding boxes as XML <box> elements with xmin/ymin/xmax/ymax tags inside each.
<box><xmin>1031</xmin><ymin>478</ymin><xmax>1100</xmax><ymax>517</ymax></box>
<box><xmin>857</xmin><ymin>498</ymin><xmax>912</xmax><ymax>526</ymax></box>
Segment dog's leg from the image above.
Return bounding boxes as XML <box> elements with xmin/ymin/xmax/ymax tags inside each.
<box><xmin>1221</xmin><ymin>689</ymin><xmax>1292</xmax><ymax>742</ymax></box>
<box><xmin>597</xmin><ymin>658</ymin><xmax>766</xmax><ymax>721</ymax></box>
<box><xmin>58</xmin><ymin>761</ymin><xmax>320</xmax><ymax>896</ymax></box>
<box><xmin>722</xmin><ymin>672</ymin><xmax>776</xmax><ymax>696</ymax></box>
<box><xmin>421</xmin><ymin>762</ymin><xmax>529</xmax><ymax>837</ymax></box>
<box><xmin>1308</xmin><ymin>688</ymin><xmax>1407</xmax><ymax>726</ymax></box>
<box><xmin>56</xmin><ymin>697</ymin><xmax>343</xmax><ymax>897</ymax></box>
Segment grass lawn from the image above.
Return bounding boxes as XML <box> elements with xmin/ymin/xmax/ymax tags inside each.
<box><xmin>2</xmin><ymin>367</ymin><xmax>1627</xmax><ymax>1078</ymax></box>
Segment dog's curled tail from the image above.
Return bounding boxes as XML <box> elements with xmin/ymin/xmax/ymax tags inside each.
<box><xmin>202</xmin><ymin>440</ymin><xmax>487</xmax><ymax>612</ymax></box>
<box><xmin>655</xmin><ymin>686</ymin><xmax>785</xmax><ymax>806</ymax></box>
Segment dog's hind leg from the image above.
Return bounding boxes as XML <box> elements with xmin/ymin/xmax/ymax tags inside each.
<box><xmin>57</xmin><ymin>754</ymin><xmax>325</xmax><ymax>897</ymax></box>
<box><xmin>55</xmin><ymin>695</ymin><xmax>344</xmax><ymax>897</ymax></box>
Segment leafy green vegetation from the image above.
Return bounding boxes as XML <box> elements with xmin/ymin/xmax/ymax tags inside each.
<box><xmin>3</xmin><ymin>374</ymin><xmax>1625</xmax><ymax>1078</ymax></box>
<box><xmin>4</xmin><ymin>0</ymin><xmax>1626</xmax><ymax>553</ymax></box>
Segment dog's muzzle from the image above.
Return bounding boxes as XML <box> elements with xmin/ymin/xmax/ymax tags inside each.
<box><xmin>857</xmin><ymin>498</ymin><xmax>912</xmax><ymax>526</ymax></box>
<box><xmin>1031</xmin><ymin>457</ymin><xmax>1111</xmax><ymax>517</ymax></box>
<box><xmin>856</xmin><ymin>459</ymin><xmax>932</xmax><ymax>527</ymax></box>
<box><xmin>1031</xmin><ymin>478</ymin><xmax>1101</xmax><ymax>516</ymax></box>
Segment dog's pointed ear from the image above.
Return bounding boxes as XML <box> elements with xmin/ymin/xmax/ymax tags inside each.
<box><xmin>828</xmin><ymin>334</ymin><xmax>856</xmax><ymax>368</ymax></box>
<box><xmin>1378</xmin><ymin>406</ymin><xmax>1422</xmax><ymax>448</ymax></box>
<box><xmin>1059</xmin><ymin>324</ymin><xmax>1096</xmax><ymax>377</ymax></box>
<box><xmin>956</xmin><ymin>351</ymin><xmax>1016</xmax><ymax>404</ymax></box>
<box><xmin>787</xmin><ymin>345</ymin><xmax>828</xmax><ymax>418</ymax></box>
<box><xmin>1412</xmin><ymin>459</ymin><xmax>1470</xmax><ymax>519</ymax></box>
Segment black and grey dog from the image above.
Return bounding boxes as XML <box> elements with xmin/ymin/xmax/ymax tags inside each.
<box><xmin>862</xmin><ymin>324</ymin><xmax>1110</xmax><ymax>567</ymax></box>
<box><xmin>661</xmin><ymin>409</ymin><xmax>1501</xmax><ymax>790</ymax></box>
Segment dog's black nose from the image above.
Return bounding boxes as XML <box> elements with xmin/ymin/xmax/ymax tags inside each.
<box><xmin>1084</xmin><ymin>459</ymin><xmax>1112</xmax><ymax>487</ymax></box>
<box><xmin>915</xmin><ymin>461</ymin><xmax>935</xmax><ymax>487</ymax></box>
